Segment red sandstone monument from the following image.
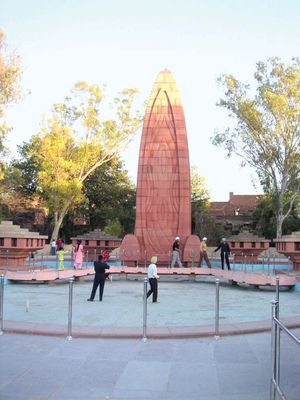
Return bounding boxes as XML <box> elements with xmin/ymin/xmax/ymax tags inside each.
<box><xmin>120</xmin><ymin>69</ymin><xmax>200</xmax><ymax>266</ymax></box>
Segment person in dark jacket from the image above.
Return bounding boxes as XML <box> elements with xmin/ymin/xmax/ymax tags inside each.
<box><xmin>87</xmin><ymin>255</ymin><xmax>110</xmax><ymax>302</ymax></box>
<box><xmin>214</xmin><ymin>238</ymin><xmax>231</xmax><ymax>270</ymax></box>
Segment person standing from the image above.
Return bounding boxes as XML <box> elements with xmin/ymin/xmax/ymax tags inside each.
<box><xmin>199</xmin><ymin>237</ymin><xmax>212</xmax><ymax>268</ymax></box>
<box><xmin>214</xmin><ymin>238</ymin><xmax>231</xmax><ymax>270</ymax></box>
<box><xmin>171</xmin><ymin>237</ymin><xmax>183</xmax><ymax>268</ymax></box>
<box><xmin>57</xmin><ymin>237</ymin><xmax>63</xmax><ymax>249</ymax></box>
<box><xmin>147</xmin><ymin>256</ymin><xmax>159</xmax><ymax>303</ymax></box>
<box><xmin>57</xmin><ymin>247</ymin><xmax>64</xmax><ymax>270</ymax></box>
<box><xmin>74</xmin><ymin>240</ymin><xmax>84</xmax><ymax>269</ymax></box>
<box><xmin>87</xmin><ymin>254</ymin><xmax>110</xmax><ymax>302</ymax></box>
<box><xmin>102</xmin><ymin>249</ymin><xmax>110</xmax><ymax>262</ymax></box>
<box><xmin>50</xmin><ymin>239</ymin><xmax>57</xmax><ymax>256</ymax></box>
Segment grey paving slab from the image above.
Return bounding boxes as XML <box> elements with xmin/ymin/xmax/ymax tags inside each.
<box><xmin>167</xmin><ymin>361</ymin><xmax>219</xmax><ymax>396</ymax></box>
<box><xmin>213</xmin><ymin>341</ymin><xmax>259</xmax><ymax>364</ymax></box>
<box><xmin>173</xmin><ymin>339</ymin><xmax>214</xmax><ymax>363</ymax></box>
<box><xmin>216</xmin><ymin>362</ymin><xmax>269</xmax><ymax>397</ymax></box>
<box><xmin>114</xmin><ymin>360</ymin><xmax>171</xmax><ymax>392</ymax></box>
<box><xmin>0</xmin><ymin>331</ymin><xmax>299</xmax><ymax>400</ymax></box>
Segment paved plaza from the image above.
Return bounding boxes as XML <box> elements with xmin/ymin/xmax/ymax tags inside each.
<box><xmin>0</xmin><ymin>330</ymin><xmax>300</xmax><ymax>400</ymax></box>
<box><xmin>1</xmin><ymin>278</ymin><xmax>300</xmax><ymax>399</ymax></box>
<box><xmin>2</xmin><ymin>278</ymin><xmax>300</xmax><ymax>335</ymax></box>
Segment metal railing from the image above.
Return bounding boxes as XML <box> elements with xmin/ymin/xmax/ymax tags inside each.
<box><xmin>270</xmin><ymin>282</ymin><xmax>300</xmax><ymax>400</ymax></box>
<box><xmin>142</xmin><ymin>277</ymin><xmax>148</xmax><ymax>342</ymax></box>
<box><xmin>0</xmin><ymin>273</ymin><xmax>223</xmax><ymax>341</ymax></box>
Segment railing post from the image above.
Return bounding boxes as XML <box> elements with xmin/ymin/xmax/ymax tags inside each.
<box><xmin>271</xmin><ymin>300</ymin><xmax>278</xmax><ymax>400</ymax></box>
<box><xmin>275</xmin><ymin>276</ymin><xmax>280</xmax><ymax>314</ymax></box>
<box><xmin>214</xmin><ymin>278</ymin><xmax>220</xmax><ymax>340</ymax></box>
<box><xmin>0</xmin><ymin>275</ymin><xmax>4</xmax><ymax>335</ymax></box>
<box><xmin>67</xmin><ymin>277</ymin><xmax>74</xmax><ymax>341</ymax></box>
<box><xmin>275</xmin><ymin>276</ymin><xmax>281</xmax><ymax>387</ymax></box>
<box><xmin>142</xmin><ymin>277</ymin><xmax>148</xmax><ymax>342</ymax></box>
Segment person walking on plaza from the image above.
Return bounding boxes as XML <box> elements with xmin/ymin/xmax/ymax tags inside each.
<box><xmin>214</xmin><ymin>238</ymin><xmax>231</xmax><ymax>270</ymax></box>
<box><xmin>87</xmin><ymin>254</ymin><xmax>110</xmax><ymax>302</ymax></box>
<box><xmin>171</xmin><ymin>237</ymin><xmax>183</xmax><ymax>268</ymax></box>
<box><xmin>199</xmin><ymin>237</ymin><xmax>212</xmax><ymax>268</ymax></box>
<box><xmin>74</xmin><ymin>240</ymin><xmax>84</xmax><ymax>269</ymax></box>
<box><xmin>147</xmin><ymin>256</ymin><xmax>159</xmax><ymax>303</ymax></box>
<box><xmin>57</xmin><ymin>247</ymin><xmax>64</xmax><ymax>271</ymax></box>
<box><xmin>50</xmin><ymin>239</ymin><xmax>56</xmax><ymax>256</ymax></box>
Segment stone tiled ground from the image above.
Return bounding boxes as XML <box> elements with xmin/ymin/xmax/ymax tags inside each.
<box><xmin>0</xmin><ymin>330</ymin><xmax>299</xmax><ymax>400</ymax></box>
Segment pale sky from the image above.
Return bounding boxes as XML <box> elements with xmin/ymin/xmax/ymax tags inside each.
<box><xmin>1</xmin><ymin>0</ymin><xmax>299</xmax><ymax>200</ymax></box>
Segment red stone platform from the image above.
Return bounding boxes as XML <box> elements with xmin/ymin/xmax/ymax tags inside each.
<box><xmin>5</xmin><ymin>266</ymin><xmax>297</xmax><ymax>288</ymax></box>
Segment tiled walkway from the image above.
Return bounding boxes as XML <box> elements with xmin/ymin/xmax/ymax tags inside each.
<box><xmin>1</xmin><ymin>330</ymin><xmax>299</xmax><ymax>400</ymax></box>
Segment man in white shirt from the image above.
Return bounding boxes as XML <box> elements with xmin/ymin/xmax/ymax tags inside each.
<box><xmin>147</xmin><ymin>256</ymin><xmax>159</xmax><ymax>303</ymax></box>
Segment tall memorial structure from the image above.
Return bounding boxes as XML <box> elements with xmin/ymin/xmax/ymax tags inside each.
<box><xmin>120</xmin><ymin>69</ymin><xmax>200</xmax><ymax>266</ymax></box>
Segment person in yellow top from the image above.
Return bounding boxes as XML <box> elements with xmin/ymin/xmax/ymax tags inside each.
<box><xmin>199</xmin><ymin>237</ymin><xmax>212</xmax><ymax>268</ymax></box>
<box><xmin>57</xmin><ymin>247</ymin><xmax>65</xmax><ymax>271</ymax></box>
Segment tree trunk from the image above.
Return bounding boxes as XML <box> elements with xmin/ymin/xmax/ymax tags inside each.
<box><xmin>276</xmin><ymin>216</ymin><xmax>283</xmax><ymax>239</ymax></box>
<box><xmin>51</xmin><ymin>210</ymin><xmax>67</xmax><ymax>242</ymax></box>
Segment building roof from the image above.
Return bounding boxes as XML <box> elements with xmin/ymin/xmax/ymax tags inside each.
<box><xmin>210</xmin><ymin>192</ymin><xmax>260</xmax><ymax>217</ymax></box>
<box><xmin>71</xmin><ymin>229</ymin><xmax>121</xmax><ymax>241</ymax></box>
<box><xmin>227</xmin><ymin>231</ymin><xmax>269</xmax><ymax>242</ymax></box>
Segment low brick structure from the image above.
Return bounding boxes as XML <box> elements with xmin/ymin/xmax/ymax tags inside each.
<box><xmin>71</xmin><ymin>229</ymin><xmax>122</xmax><ymax>262</ymax></box>
<box><xmin>0</xmin><ymin>220</ymin><xmax>48</xmax><ymax>268</ymax></box>
<box><xmin>274</xmin><ymin>231</ymin><xmax>300</xmax><ymax>271</ymax></box>
<box><xmin>227</xmin><ymin>232</ymin><xmax>270</xmax><ymax>262</ymax></box>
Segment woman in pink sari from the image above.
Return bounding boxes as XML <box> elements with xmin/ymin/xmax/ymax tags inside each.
<box><xmin>74</xmin><ymin>240</ymin><xmax>84</xmax><ymax>269</ymax></box>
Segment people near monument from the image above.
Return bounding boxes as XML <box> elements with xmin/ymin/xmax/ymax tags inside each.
<box><xmin>214</xmin><ymin>238</ymin><xmax>231</xmax><ymax>270</ymax></box>
<box><xmin>74</xmin><ymin>240</ymin><xmax>84</xmax><ymax>269</ymax></box>
<box><xmin>147</xmin><ymin>256</ymin><xmax>159</xmax><ymax>303</ymax></box>
<box><xmin>171</xmin><ymin>237</ymin><xmax>183</xmax><ymax>268</ymax></box>
<box><xmin>87</xmin><ymin>254</ymin><xmax>110</xmax><ymax>302</ymax></box>
<box><xmin>57</xmin><ymin>247</ymin><xmax>64</xmax><ymax>271</ymax></box>
<box><xmin>57</xmin><ymin>237</ymin><xmax>63</xmax><ymax>249</ymax></box>
<box><xmin>50</xmin><ymin>239</ymin><xmax>57</xmax><ymax>256</ymax></box>
<box><xmin>102</xmin><ymin>249</ymin><xmax>110</xmax><ymax>262</ymax></box>
<box><xmin>199</xmin><ymin>237</ymin><xmax>212</xmax><ymax>268</ymax></box>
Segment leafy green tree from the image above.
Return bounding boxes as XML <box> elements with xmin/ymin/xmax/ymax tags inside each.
<box><xmin>0</xmin><ymin>30</ymin><xmax>22</xmax><ymax>181</ymax></box>
<box><xmin>0</xmin><ymin>32</ymin><xmax>22</xmax><ymax>154</ymax></box>
<box><xmin>190</xmin><ymin>165</ymin><xmax>210</xmax><ymax>235</ymax></box>
<box><xmin>30</xmin><ymin>81</ymin><xmax>141</xmax><ymax>241</ymax></box>
<box><xmin>252</xmin><ymin>195</ymin><xmax>277</xmax><ymax>239</ymax></box>
<box><xmin>212</xmin><ymin>58</ymin><xmax>300</xmax><ymax>238</ymax></box>
<box><xmin>253</xmin><ymin>194</ymin><xmax>300</xmax><ymax>239</ymax></box>
<box><xmin>83</xmin><ymin>158</ymin><xmax>136</xmax><ymax>235</ymax></box>
<box><xmin>103</xmin><ymin>219</ymin><xmax>123</xmax><ymax>237</ymax></box>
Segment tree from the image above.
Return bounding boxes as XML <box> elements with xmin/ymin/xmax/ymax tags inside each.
<box><xmin>83</xmin><ymin>158</ymin><xmax>136</xmax><ymax>235</ymax></box>
<box><xmin>252</xmin><ymin>194</ymin><xmax>300</xmax><ymax>239</ymax></box>
<box><xmin>212</xmin><ymin>58</ymin><xmax>300</xmax><ymax>238</ymax></box>
<box><xmin>31</xmin><ymin>81</ymin><xmax>141</xmax><ymax>241</ymax></box>
<box><xmin>190</xmin><ymin>165</ymin><xmax>210</xmax><ymax>235</ymax></box>
<box><xmin>103</xmin><ymin>219</ymin><xmax>123</xmax><ymax>237</ymax></box>
<box><xmin>0</xmin><ymin>31</ymin><xmax>22</xmax><ymax>174</ymax></box>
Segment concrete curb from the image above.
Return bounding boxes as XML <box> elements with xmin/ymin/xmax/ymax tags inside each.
<box><xmin>3</xmin><ymin>315</ymin><xmax>300</xmax><ymax>339</ymax></box>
